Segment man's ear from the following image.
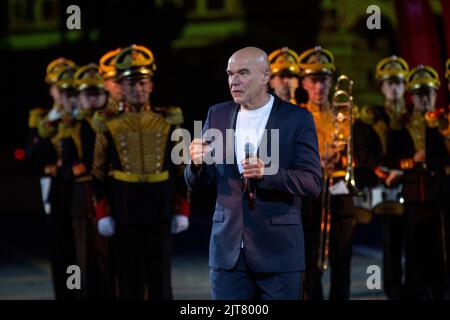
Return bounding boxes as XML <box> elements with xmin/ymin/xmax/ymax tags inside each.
<box><xmin>263</xmin><ymin>69</ymin><xmax>271</xmax><ymax>85</ymax></box>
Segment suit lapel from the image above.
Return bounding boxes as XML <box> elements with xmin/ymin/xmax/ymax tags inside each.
<box><xmin>227</xmin><ymin>102</ymin><xmax>241</xmax><ymax>180</ymax></box>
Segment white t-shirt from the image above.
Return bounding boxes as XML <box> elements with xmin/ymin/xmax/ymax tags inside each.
<box><xmin>235</xmin><ymin>94</ymin><xmax>274</xmax><ymax>174</ymax></box>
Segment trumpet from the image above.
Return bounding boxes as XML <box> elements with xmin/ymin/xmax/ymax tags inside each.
<box><xmin>318</xmin><ymin>75</ymin><xmax>356</xmax><ymax>272</ymax></box>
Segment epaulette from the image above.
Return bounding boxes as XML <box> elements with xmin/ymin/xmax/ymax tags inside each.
<box><xmin>28</xmin><ymin>107</ymin><xmax>48</xmax><ymax>128</ymax></box>
<box><xmin>38</xmin><ymin>116</ymin><xmax>57</xmax><ymax>138</ymax></box>
<box><xmin>92</xmin><ymin>109</ymin><xmax>117</xmax><ymax>133</ymax></box>
<box><xmin>163</xmin><ymin>106</ymin><xmax>184</xmax><ymax>125</ymax></box>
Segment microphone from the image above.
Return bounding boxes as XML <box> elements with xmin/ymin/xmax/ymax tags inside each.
<box><xmin>244</xmin><ymin>142</ymin><xmax>256</xmax><ymax>204</ymax></box>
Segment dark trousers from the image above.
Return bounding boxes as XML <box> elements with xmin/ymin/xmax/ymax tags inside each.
<box><xmin>380</xmin><ymin>214</ymin><xmax>404</xmax><ymax>299</ymax></box>
<box><xmin>404</xmin><ymin>202</ymin><xmax>448</xmax><ymax>299</ymax></box>
<box><xmin>302</xmin><ymin>196</ymin><xmax>323</xmax><ymax>300</ymax></box>
<box><xmin>301</xmin><ymin>195</ymin><xmax>355</xmax><ymax>300</ymax></box>
<box><xmin>47</xmin><ymin>179</ymin><xmax>76</xmax><ymax>300</ymax></box>
<box><xmin>329</xmin><ymin>196</ymin><xmax>355</xmax><ymax>300</ymax></box>
<box><xmin>210</xmin><ymin>249</ymin><xmax>302</xmax><ymax>300</ymax></box>
<box><xmin>113</xmin><ymin>223</ymin><xmax>172</xmax><ymax>300</ymax></box>
<box><xmin>71</xmin><ymin>182</ymin><xmax>115</xmax><ymax>299</ymax></box>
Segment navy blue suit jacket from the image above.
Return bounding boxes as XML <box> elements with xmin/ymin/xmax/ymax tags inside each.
<box><xmin>185</xmin><ymin>95</ymin><xmax>322</xmax><ymax>273</ymax></box>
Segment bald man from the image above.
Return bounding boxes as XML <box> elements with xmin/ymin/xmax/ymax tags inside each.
<box><xmin>185</xmin><ymin>47</ymin><xmax>322</xmax><ymax>300</ymax></box>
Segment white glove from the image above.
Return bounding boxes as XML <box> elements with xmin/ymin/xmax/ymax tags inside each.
<box><xmin>171</xmin><ymin>214</ymin><xmax>189</xmax><ymax>234</ymax></box>
<box><xmin>97</xmin><ymin>216</ymin><xmax>116</xmax><ymax>237</ymax></box>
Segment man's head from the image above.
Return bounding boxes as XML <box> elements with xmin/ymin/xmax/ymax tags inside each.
<box><xmin>407</xmin><ymin>64</ymin><xmax>440</xmax><ymax>113</ymax></box>
<box><xmin>45</xmin><ymin>57</ymin><xmax>77</xmax><ymax>106</ymax></box>
<box><xmin>298</xmin><ymin>46</ymin><xmax>335</xmax><ymax>106</ymax></box>
<box><xmin>301</xmin><ymin>74</ymin><xmax>333</xmax><ymax>105</ymax></box>
<box><xmin>104</xmin><ymin>79</ymin><xmax>123</xmax><ymax>102</ymax></box>
<box><xmin>120</xmin><ymin>76</ymin><xmax>153</xmax><ymax>107</ymax></box>
<box><xmin>268</xmin><ymin>47</ymin><xmax>300</xmax><ymax>102</ymax></box>
<box><xmin>74</xmin><ymin>63</ymin><xmax>108</xmax><ymax>111</ymax></box>
<box><xmin>411</xmin><ymin>87</ymin><xmax>437</xmax><ymax>113</ymax></box>
<box><xmin>380</xmin><ymin>77</ymin><xmax>406</xmax><ymax>101</ymax></box>
<box><xmin>227</xmin><ymin>47</ymin><xmax>271</xmax><ymax>109</ymax></box>
<box><xmin>375</xmin><ymin>55</ymin><xmax>409</xmax><ymax>102</ymax></box>
<box><xmin>270</xmin><ymin>75</ymin><xmax>299</xmax><ymax>102</ymax></box>
<box><xmin>55</xmin><ymin>66</ymin><xmax>78</xmax><ymax>113</ymax></box>
<box><xmin>99</xmin><ymin>48</ymin><xmax>123</xmax><ymax>102</ymax></box>
<box><xmin>114</xmin><ymin>44</ymin><xmax>157</xmax><ymax>108</ymax></box>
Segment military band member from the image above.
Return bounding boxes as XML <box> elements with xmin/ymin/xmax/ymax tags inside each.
<box><xmin>268</xmin><ymin>47</ymin><xmax>300</xmax><ymax>104</ymax></box>
<box><xmin>403</xmin><ymin>65</ymin><xmax>449</xmax><ymax>299</ymax></box>
<box><xmin>25</xmin><ymin>57</ymin><xmax>77</xmax><ymax>215</ymax></box>
<box><xmin>99</xmin><ymin>48</ymin><xmax>124</xmax><ymax>112</ymax></box>
<box><xmin>298</xmin><ymin>46</ymin><xmax>355</xmax><ymax>300</ymax></box>
<box><xmin>37</xmin><ymin>64</ymin><xmax>79</xmax><ymax>300</ymax></box>
<box><xmin>64</xmin><ymin>63</ymin><xmax>115</xmax><ymax>299</ymax></box>
<box><xmin>353</xmin><ymin>55</ymin><xmax>410</xmax><ymax>299</ymax></box>
<box><xmin>91</xmin><ymin>44</ymin><xmax>189</xmax><ymax>299</ymax></box>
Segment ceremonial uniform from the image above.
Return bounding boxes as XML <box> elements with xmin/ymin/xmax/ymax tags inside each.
<box><xmin>25</xmin><ymin>58</ymin><xmax>77</xmax><ymax>215</ymax></box>
<box><xmin>403</xmin><ymin>65</ymin><xmax>449</xmax><ymax>299</ymax></box>
<box><xmin>60</xmin><ymin>63</ymin><xmax>114</xmax><ymax>299</ymax></box>
<box><xmin>37</xmin><ymin>64</ymin><xmax>79</xmax><ymax>300</ymax></box>
<box><xmin>298</xmin><ymin>46</ymin><xmax>355</xmax><ymax>300</ymax></box>
<box><xmin>91</xmin><ymin>45</ymin><xmax>189</xmax><ymax>299</ymax></box>
<box><xmin>353</xmin><ymin>56</ymin><xmax>412</xmax><ymax>299</ymax></box>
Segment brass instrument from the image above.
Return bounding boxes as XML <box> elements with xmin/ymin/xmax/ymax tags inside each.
<box><xmin>318</xmin><ymin>75</ymin><xmax>362</xmax><ymax>272</ymax></box>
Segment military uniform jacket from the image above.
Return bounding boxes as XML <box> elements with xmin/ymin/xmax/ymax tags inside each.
<box><xmin>91</xmin><ymin>105</ymin><xmax>187</xmax><ymax>224</ymax></box>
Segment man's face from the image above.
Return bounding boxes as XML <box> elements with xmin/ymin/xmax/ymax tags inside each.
<box><xmin>78</xmin><ymin>89</ymin><xmax>108</xmax><ymax>110</ymax></box>
<box><xmin>380</xmin><ymin>78</ymin><xmax>405</xmax><ymax>101</ymax></box>
<box><xmin>411</xmin><ymin>87</ymin><xmax>437</xmax><ymax>113</ymax></box>
<box><xmin>227</xmin><ymin>55</ymin><xmax>270</xmax><ymax>107</ymax></box>
<box><xmin>302</xmin><ymin>74</ymin><xmax>332</xmax><ymax>105</ymax></box>
<box><xmin>59</xmin><ymin>89</ymin><xmax>77</xmax><ymax>113</ymax></box>
<box><xmin>269</xmin><ymin>74</ymin><xmax>298</xmax><ymax>102</ymax></box>
<box><xmin>104</xmin><ymin>79</ymin><xmax>123</xmax><ymax>102</ymax></box>
<box><xmin>120</xmin><ymin>76</ymin><xmax>153</xmax><ymax>106</ymax></box>
<box><xmin>49</xmin><ymin>84</ymin><xmax>61</xmax><ymax>105</ymax></box>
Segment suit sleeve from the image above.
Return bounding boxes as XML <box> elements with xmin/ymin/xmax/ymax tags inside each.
<box><xmin>184</xmin><ymin>107</ymin><xmax>216</xmax><ymax>192</ymax></box>
<box><xmin>257</xmin><ymin>111</ymin><xmax>322</xmax><ymax>197</ymax></box>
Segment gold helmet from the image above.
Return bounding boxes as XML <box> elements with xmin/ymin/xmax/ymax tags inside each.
<box><xmin>298</xmin><ymin>45</ymin><xmax>335</xmax><ymax>77</ymax></box>
<box><xmin>446</xmin><ymin>58</ymin><xmax>450</xmax><ymax>80</ymax></box>
<box><xmin>45</xmin><ymin>57</ymin><xmax>77</xmax><ymax>84</ymax></box>
<box><xmin>99</xmin><ymin>48</ymin><xmax>121</xmax><ymax>80</ymax></box>
<box><xmin>407</xmin><ymin>64</ymin><xmax>440</xmax><ymax>92</ymax></box>
<box><xmin>55</xmin><ymin>64</ymin><xmax>77</xmax><ymax>90</ymax></box>
<box><xmin>268</xmin><ymin>47</ymin><xmax>300</xmax><ymax>77</ymax></box>
<box><xmin>74</xmin><ymin>63</ymin><xmax>105</xmax><ymax>91</ymax></box>
<box><xmin>375</xmin><ymin>55</ymin><xmax>409</xmax><ymax>82</ymax></box>
<box><xmin>114</xmin><ymin>44</ymin><xmax>157</xmax><ymax>81</ymax></box>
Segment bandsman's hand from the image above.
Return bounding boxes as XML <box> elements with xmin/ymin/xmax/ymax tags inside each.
<box><xmin>242</xmin><ymin>157</ymin><xmax>265</xmax><ymax>180</ymax></box>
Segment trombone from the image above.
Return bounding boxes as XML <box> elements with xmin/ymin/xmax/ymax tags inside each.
<box><xmin>318</xmin><ymin>75</ymin><xmax>356</xmax><ymax>272</ymax></box>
